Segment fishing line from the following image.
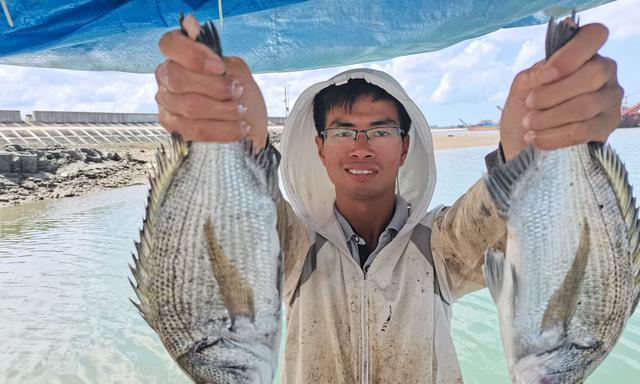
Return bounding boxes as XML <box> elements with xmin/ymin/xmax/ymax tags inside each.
<box><xmin>1</xmin><ymin>0</ymin><xmax>13</xmax><ymax>28</ymax></box>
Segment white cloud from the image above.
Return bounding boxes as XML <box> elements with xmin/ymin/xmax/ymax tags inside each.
<box><xmin>580</xmin><ymin>0</ymin><xmax>640</xmax><ymax>40</ymax></box>
<box><xmin>0</xmin><ymin>65</ymin><xmax>156</xmax><ymax>116</ymax></box>
<box><xmin>512</xmin><ymin>39</ymin><xmax>544</xmax><ymax>70</ymax></box>
<box><xmin>430</xmin><ymin>73</ymin><xmax>452</xmax><ymax>103</ymax></box>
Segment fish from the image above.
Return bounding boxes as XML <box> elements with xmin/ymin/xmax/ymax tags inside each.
<box><xmin>129</xmin><ymin>16</ymin><xmax>283</xmax><ymax>384</ymax></box>
<box><xmin>482</xmin><ymin>11</ymin><xmax>640</xmax><ymax>384</ymax></box>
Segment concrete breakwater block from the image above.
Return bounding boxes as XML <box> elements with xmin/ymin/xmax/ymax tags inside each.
<box><xmin>0</xmin><ymin>152</ymin><xmax>42</xmax><ymax>173</ymax></box>
<box><xmin>38</xmin><ymin>158</ymin><xmax>59</xmax><ymax>173</ymax></box>
<box><xmin>19</xmin><ymin>153</ymin><xmax>39</xmax><ymax>173</ymax></box>
<box><xmin>0</xmin><ymin>152</ymin><xmax>13</xmax><ymax>173</ymax></box>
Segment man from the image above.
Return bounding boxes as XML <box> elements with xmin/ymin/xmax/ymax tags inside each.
<box><xmin>155</xmin><ymin>15</ymin><xmax>622</xmax><ymax>382</ymax></box>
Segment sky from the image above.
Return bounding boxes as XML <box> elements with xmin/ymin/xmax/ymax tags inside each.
<box><xmin>0</xmin><ymin>0</ymin><xmax>638</xmax><ymax>127</ymax></box>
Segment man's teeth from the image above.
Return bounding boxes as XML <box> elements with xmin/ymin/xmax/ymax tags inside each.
<box><xmin>348</xmin><ymin>169</ymin><xmax>374</xmax><ymax>175</ymax></box>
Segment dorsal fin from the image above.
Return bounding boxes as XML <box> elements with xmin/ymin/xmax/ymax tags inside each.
<box><xmin>484</xmin><ymin>145</ymin><xmax>537</xmax><ymax>218</ymax></box>
<box><xmin>588</xmin><ymin>142</ymin><xmax>640</xmax><ymax>314</ymax></box>
<box><xmin>130</xmin><ymin>134</ymin><xmax>190</xmax><ymax>327</ymax></box>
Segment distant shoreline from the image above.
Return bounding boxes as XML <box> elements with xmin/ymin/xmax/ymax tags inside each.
<box><xmin>0</xmin><ymin>130</ymin><xmax>498</xmax><ymax>208</ymax></box>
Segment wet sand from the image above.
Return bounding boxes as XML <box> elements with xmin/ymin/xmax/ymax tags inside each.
<box><xmin>0</xmin><ymin>129</ymin><xmax>499</xmax><ymax>208</ymax></box>
<box><xmin>431</xmin><ymin>129</ymin><xmax>500</xmax><ymax>150</ymax></box>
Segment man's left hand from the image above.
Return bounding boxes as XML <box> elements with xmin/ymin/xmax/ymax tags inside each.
<box><xmin>499</xmin><ymin>22</ymin><xmax>623</xmax><ymax>161</ymax></box>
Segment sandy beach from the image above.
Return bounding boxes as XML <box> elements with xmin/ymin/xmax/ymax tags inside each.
<box><xmin>0</xmin><ymin>129</ymin><xmax>499</xmax><ymax>208</ymax></box>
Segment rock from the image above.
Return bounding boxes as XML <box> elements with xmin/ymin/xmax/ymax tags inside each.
<box><xmin>38</xmin><ymin>158</ymin><xmax>59</xmax><ymax>173</ymax></box>
<box><xmin>80</xmin><ymin>148</ymin><xmax>102</xmax><ymax>163</ymax></box>
<box><xmin>3</xmin><ymin>144</ymin><xmax>28</xmax><ymax>152</ymax></box>
<box><xmin>85</xmin><ymin>155</ymin><xmax>102</xmax><ymax>163</ymax></box>
<box><xmin>107</xmin><ymin>152</ymin><xmax>121</xmax><ymax>161</ymax></box>
<box><xmin>21</xmin><ymin>180</ymin><xmax>37</xmax><ymax>190</ymax></box>
<box><xmin>57</xmin><ymin>158</ymin><xmax>68</xmax><ymax>166</ymax></box>
<box><xmin>125</xmin><ymin>152</ymin><xmax>147</xmax><ymax>164</ymax></box>
<box><xmin>67</xmin><ymin>150</ymin><xmax>86</xmax><ymax>162</ymax></box>
<box><xmin>19</xmin><ymin>153</ymin><xmax>39</xmax><ymax>173</ymax></box>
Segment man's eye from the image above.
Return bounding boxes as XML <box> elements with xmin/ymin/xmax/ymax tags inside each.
<box><xmin>371</xmin><ymin>129</ymin><xmax>391</xmax><ymax>137</ymax></box>
<box><xmin>333</xmin><ymin>131</ymin><xmax>353</xmax><ymax>138</ymax></box>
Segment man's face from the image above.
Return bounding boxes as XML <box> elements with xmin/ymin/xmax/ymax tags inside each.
<box><xmin>315</xmin><ymin>97</ymin><xmax>410</xmax><ymax>201</ymax></box>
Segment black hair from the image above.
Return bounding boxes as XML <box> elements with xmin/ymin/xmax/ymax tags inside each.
<box><xmin>312</xmin><ymin>78</ymin><xmax>412</xmax><ymax>137</ymax></box>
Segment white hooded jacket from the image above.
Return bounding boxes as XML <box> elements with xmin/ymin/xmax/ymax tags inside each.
<box><xmin>274</xmin><ymin>69</ymin><xmax>506</xmax><ymax>383</ymax></box>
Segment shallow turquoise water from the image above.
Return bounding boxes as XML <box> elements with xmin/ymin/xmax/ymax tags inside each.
<box><xmin>1</xmin><ymin>128</ymin><xmax>639</xmax><ymax>383</ymax></box>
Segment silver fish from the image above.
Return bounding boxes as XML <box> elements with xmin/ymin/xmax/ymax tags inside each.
<box><xmin>483</xmin><ymin>11</ymin><xmax>640</xmax><ymax>384</ymax></box>
<box><xmin>129</xmin><ymin>18</ymin><xmax>282</xmax><ymax>384</ymax></box>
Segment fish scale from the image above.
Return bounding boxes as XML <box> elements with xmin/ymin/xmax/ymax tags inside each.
<box><xmin>129</xmin><ymin>16</ymin><xmax>282</xmax><ymax>384</ymax></box>
<box><xmin>482</xmin><ymin>11</ymin><xmax>640</xmax><ymax>383</ymax></box>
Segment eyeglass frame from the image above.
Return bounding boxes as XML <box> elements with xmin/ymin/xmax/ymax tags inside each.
<box><xmin>319</xmin><ymin>126</ymin><xmax>405</xmax><ymax>142</ymax></box>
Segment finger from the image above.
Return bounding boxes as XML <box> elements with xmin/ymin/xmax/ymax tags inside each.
<box><xmin>158</xmin><ymin>29</ymin><xmax>225</xmax><ymax>75</ymax></box>
<box><xmin>525</xmin><ymin>110</ymin><xmax>620</xmax><ymax>150</ymax></box>
<box><xmin>541</xmin><ymin>23</ymin><xmax>609</xmax><ymax>84</ymax></box>
<box><xmin>526</xmin><ymin>55</ymin><xmax>614</xmax><ymax>110</ymax></box>
<box><xmin>156</xmin><ymin>87</ymin><xmax>247</xmax><ymax>121</ymax></box>
<box><xmin>155</xmin><ymin>61</ymin><xmax>241</xmax><ymax>100</ymax></box>
<box><xmin>510</xmin><ymin>59</ymin><xmax>546</xmax><ymax>96</ymax></box>
<box><xmin>524</xmin><ymin>82</ymin><xmax>623</xmax><ymax>132</ymax></box>
<box><xmin>159</xmin><ymin>107</ymin><xmax>250</xmax><ymax>142</ymax></box>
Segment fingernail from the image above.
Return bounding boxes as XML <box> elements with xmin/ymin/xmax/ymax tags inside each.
<box><xmin>240</xmin><ymin>120</ymin><xmax>250</xmax><ymax>134</ymax></box>
<box><xmin>524</xmin><ymin>130</ymin><xmax>536</xmax><ymax>143</ymax></box>
<box><xmin>204</xmin><ymin>58</ymin><xmax>223</xmax><ymax>74</ymax></box>
<box><xmin>525</xmin><ymin>92</ymin><xmax>534</xmax><ymax>109</ymax></box>
<box><xmin>231</xmin><ymin>80</ymin><xmax>244</xmax><ymax>99</ymax></box>
<box><xmin>540</xmin><ymin>67</ymin><xmax>559</xmax><ymax>83</ymax></box>
<box><xmin>237</xmin><ymin>104</ymin><xmax>247</xmax><ymax>115</ymax></box>
<box><xmin>522</xmin><ymin>115</ymin><xmax>531</xmax><ymax>130</ymax></box>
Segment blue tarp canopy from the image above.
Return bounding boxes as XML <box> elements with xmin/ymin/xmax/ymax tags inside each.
<box><xmin>0</xmin><ymin>0</ymin><xmax>616</xmax><ymax>73</ymax></box>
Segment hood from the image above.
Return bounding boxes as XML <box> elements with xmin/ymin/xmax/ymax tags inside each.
<box><xmin>279</xmin><ymin>68</ymin><xmax>436</xmax><ymax>245</ymax></box>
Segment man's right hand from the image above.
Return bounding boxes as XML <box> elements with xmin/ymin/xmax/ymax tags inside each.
<box><xmin>155</xmin><ymin>15</ymin><xmax>268</xmax><ymax>149</ymax></box>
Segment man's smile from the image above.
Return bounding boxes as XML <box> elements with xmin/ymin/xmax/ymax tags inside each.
<box><xmin>344</xmin><ymin>164</ymin><xmax>380</xmax><ymax>178</ymax></box>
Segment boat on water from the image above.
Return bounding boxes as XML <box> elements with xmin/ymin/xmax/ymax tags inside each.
<box><xmin>620</xmin><ymin>102</ymin><xmax>640</xmax><ymax>128</ymax></box>
<box><xmin>465</xmin><ymin>119</ymin><xmax>499</xmax><ymax>131</ymax></box>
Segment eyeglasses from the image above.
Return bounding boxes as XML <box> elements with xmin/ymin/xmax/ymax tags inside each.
<box><xmin>320</xmin><ymin>126</ymin><xmax>403</xmax><ymax>143</ymax></box>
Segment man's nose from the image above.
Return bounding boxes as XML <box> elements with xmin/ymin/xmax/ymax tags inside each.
<box><xmin>349</xmin><ymin>132</ymin><xmax>375</xmax><ymax>158</ymax></box>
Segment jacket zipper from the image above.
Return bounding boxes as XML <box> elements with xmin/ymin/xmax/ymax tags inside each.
<box><xmin>361</xmin><ymin>266</ymin><xmax>369</xmax><ymax>384</ymax></box>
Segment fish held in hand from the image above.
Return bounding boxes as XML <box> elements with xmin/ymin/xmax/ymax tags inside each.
<box><xmin>129</xmin><ymin>17</ymin><xmax>282</xmax><ymax>384</ymax></box>
<box><xmin>483</xmin><ymin>11</ymin><xmax>640</xmax><ymax>384</ymax></box>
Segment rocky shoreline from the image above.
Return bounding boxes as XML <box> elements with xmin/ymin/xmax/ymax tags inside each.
<box><xmin>0</xmin><ymin>143</ymin><xmax>157</xmax><ymax>208</ymax></box>
<box><xmin>0</xmin><ymin>127</ymin><xmax>498</xmax><ymax>209</ymax></box>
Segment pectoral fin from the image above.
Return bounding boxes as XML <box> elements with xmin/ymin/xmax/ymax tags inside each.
<box><xmin>483</xmin><ymin>247</ymin><xmax>507</xmax><ymax>303</ymax></box>
<box><xmin>542</xmin><ymin>221</ymin><xmax>590</xmax><ymax>330</ymax></box>
<box><xmin>483</xmin><ymin>247</ymin><xmax>518</xmax><ymax>318</ymax></box>
<box><xmin>205</xmin><ymin>217</ymin><xmax>255</xmax><ymax>322</ymax></box>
